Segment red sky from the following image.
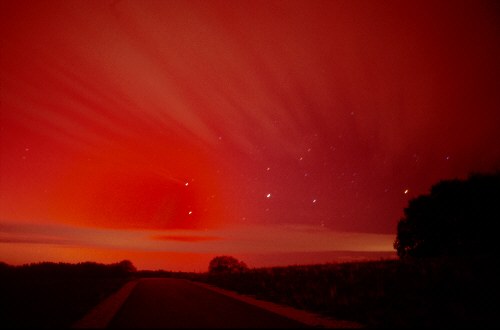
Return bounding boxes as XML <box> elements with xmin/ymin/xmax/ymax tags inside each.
<box><xmin>1</xmin><ymin>0</ymin><xmax>499</xmax><ymax>271</ymax></box>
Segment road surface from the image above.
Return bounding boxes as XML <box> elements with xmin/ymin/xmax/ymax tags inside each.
<box><xmin>108</xmin><ymin>278</ymin><xmax>307</xmax><ymax>328</ymax></box>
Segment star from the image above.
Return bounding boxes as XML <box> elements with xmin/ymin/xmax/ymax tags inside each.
<box><xmin>266</xmin><ymin>193</ymin><xmax>271</xmax><ymax>198</ymax></box>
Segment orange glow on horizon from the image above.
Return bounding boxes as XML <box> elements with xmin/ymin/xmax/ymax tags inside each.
<box><xmin>1</xmin><ymin>0</ymin><xmax>499</xmax><ymax>269</ymax></box>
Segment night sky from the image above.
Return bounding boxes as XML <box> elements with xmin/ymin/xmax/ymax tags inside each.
<box><xmin>1</xmin><ymin>0</ymin><xmax>499</xmax><ymax>271</ymax></box>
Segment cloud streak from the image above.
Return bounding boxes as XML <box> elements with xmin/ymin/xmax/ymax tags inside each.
<box><xmin>0</xmin><ymin>221</ymin><xmax>394</xmax><ymax>254</ymax></box>
<box><xmin>152</xmin><ymin>235</ymin><xmax>222</xmax><ymax>242</ymax></box>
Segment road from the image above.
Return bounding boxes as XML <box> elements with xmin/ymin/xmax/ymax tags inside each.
<box><xmin>108</xmin><ymin>278</ymin><xmax>307</xmax><ymax>328</ymax></box>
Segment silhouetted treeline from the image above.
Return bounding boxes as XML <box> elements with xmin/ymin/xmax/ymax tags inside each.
<box><xmin>0</xmin><ymin>260</ymin><xmax>135</xmax><ymax>328</ymax></box>
<box><xmin>0</xmin><ymin>259</ymin><xmax>136</xmax><ymax>279</ymax></box>
<box><xmin>395</xmin><ymin>172</ymin><xmax>500</xmax><ymax>258</ymax></box>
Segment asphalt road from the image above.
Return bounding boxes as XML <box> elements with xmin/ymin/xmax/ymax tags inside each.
<box><xmin>108</xmin><ymin>278</ymin><xmax>307</xmax><ymax>328</ymax></box>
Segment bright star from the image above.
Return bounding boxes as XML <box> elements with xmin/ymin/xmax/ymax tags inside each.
<box><xmin>266</xmin><ymin>193</ymin><xmax>271</xmax><ymax>198</ymax></box>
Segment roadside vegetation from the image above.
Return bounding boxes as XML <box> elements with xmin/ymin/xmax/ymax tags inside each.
<box><xmin>0</xmin><ymin>260</ymin><xmax>135</xmax><ymax>328</ymax></box>
<box><xmin>192</xmin><ymin>256</ymin><xmax>497</xmax><ymax>328</ymax></box>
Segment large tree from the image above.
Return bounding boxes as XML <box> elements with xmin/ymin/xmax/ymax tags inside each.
<box><xmin>394</xmin><ymin>172</ymin><xmax>500</xmax><ymax>258</ymax></box>
<box><xmin>208</xmin><ymin>256</ymin><xmax>248</xmax><ymax>274</ymax></box>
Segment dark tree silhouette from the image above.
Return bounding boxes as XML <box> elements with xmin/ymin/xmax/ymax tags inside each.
<box><xmin>394</xmin><ymin>172</ymin><xmax>500</xmax><ymax>258</ymax></box>
<box><xmin>208</xmin><ymin>256</ymin><xmax>248</xmax><ymax>274</ymax></box>
<box><xmin>113</xmin><ymin>260</ymin><xmax>137</xmax><ymax>274</ymax></box>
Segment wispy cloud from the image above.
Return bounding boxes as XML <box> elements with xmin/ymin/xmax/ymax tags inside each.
<box><xmin>0</xmin><ymin>235</ymin><xmax>75</xmax><ymax>245</ymax></box>
<box><xmin>152</xmin><ymin>235</ymin><xmax>222</xmax><ymax>242</ymax></box>
<box><xmin>0</xmin><ymin>220</ymin><xmax>394</xmax><ymax>253</ymax></box>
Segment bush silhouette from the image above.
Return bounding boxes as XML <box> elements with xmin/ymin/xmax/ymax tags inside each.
<box><xmin>394</xmin><ymin>172</ymin><xmax>500</xmax><ymax>258</ymax></box>
<box><xmin>208</xmin><ymin>256</ymin><xmax>248</xmax><ymax>274</ymax></box>
<box><xmin>112</xmin><ymin>260</ymin><xmax>137</xmax><ymax>274</ymax></box>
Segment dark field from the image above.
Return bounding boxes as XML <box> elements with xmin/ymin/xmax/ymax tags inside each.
<box><xmin>191</xmin><ymin>257</ymin><xmax>499</xmax><ymax>328</ymax></box>
<box><xmin>0</xmin><ymin>261</ymin><xmax>133</xmax><ymax>328</ymax></box>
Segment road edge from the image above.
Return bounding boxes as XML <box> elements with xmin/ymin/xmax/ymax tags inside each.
<box><xmin>72</xmin><ymin>279</ymin><xmax>139</xmax><ymax>328</ymax></box>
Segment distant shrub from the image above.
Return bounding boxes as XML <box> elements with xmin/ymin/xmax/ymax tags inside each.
<box><xmin>111</xmin><ymin>260</ymin><xmax>137</xmax><ymax>274</ymax></box>
<box><xmin>208</xmin><ymin>256</ymin><xmax>248</xmax><ymax>274</ymax></box>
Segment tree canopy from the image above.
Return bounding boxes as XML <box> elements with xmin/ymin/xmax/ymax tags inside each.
<box><xmin>208</xmin><ymin>256</ymin><xmax>248</xmax><ymax>274</ymax></box>
<box><xmin>394</xmin><ymin>172</ymin><xmax>500</xmax><ymax>258</ymax></box>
